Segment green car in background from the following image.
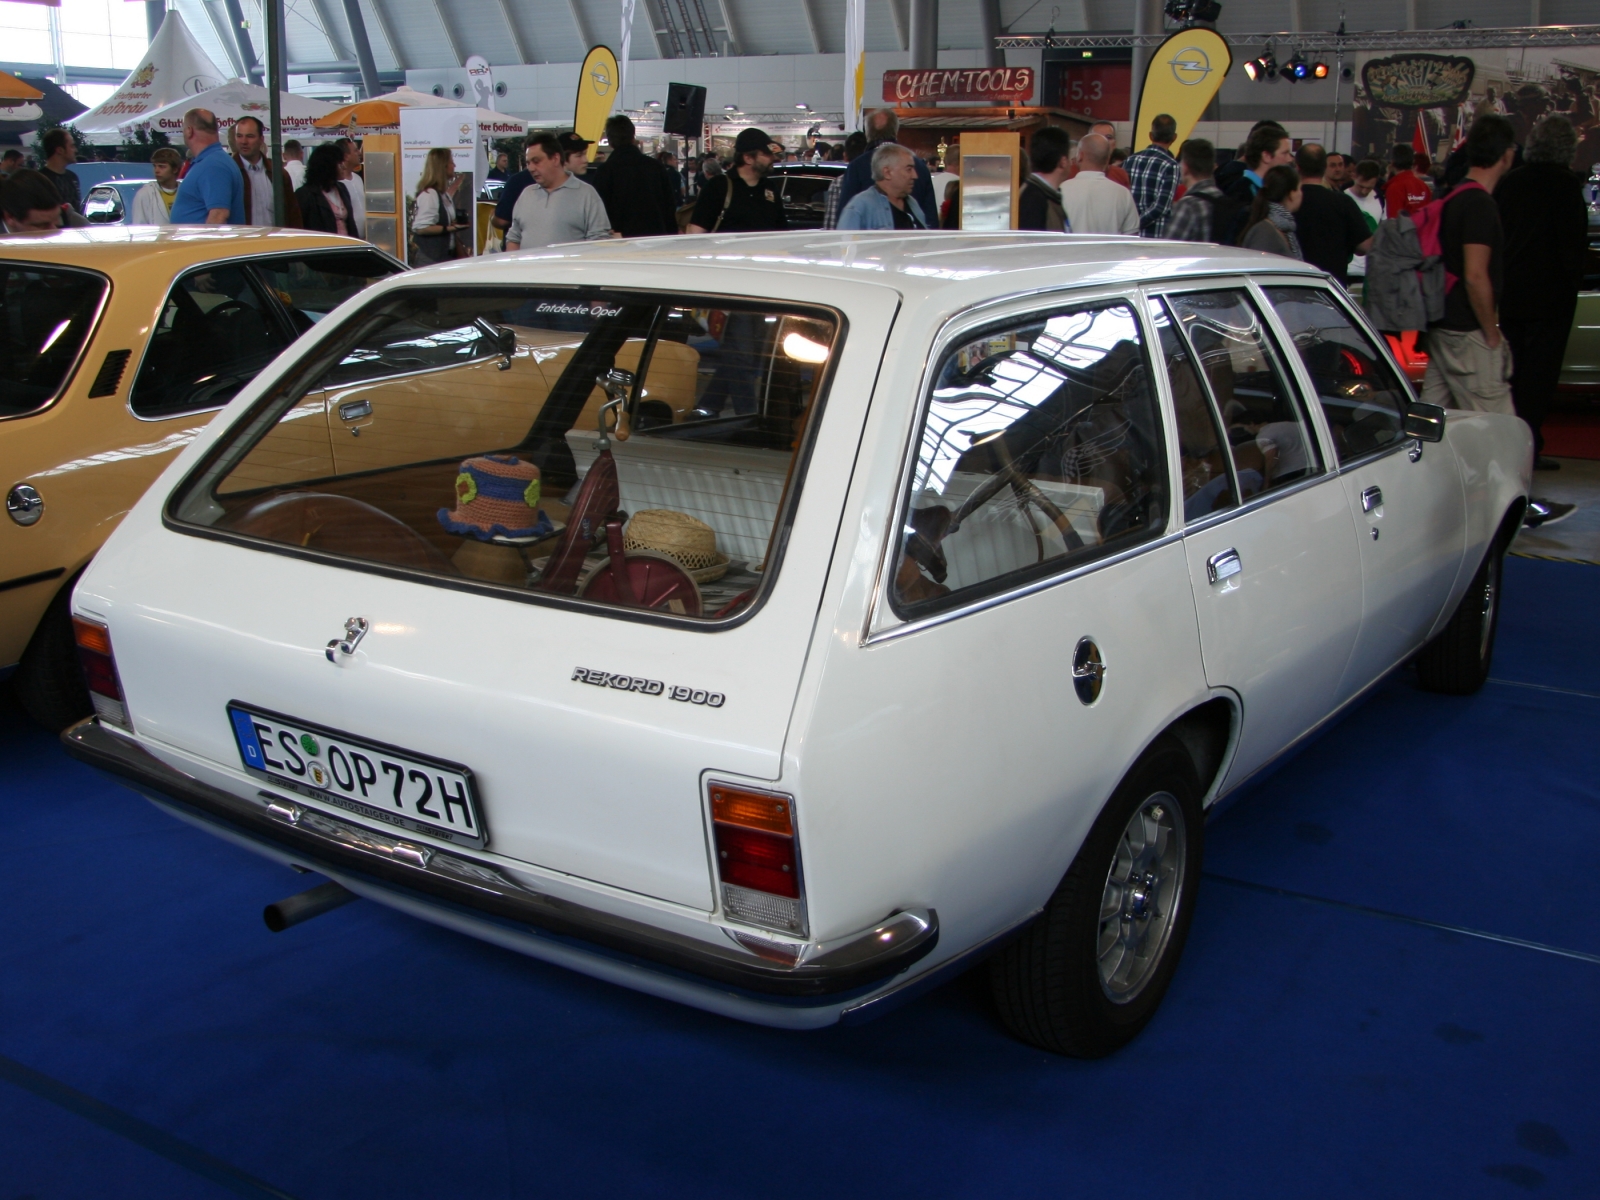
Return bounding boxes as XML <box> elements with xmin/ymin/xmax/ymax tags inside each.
<box><xmin>1558</xmin><ymin>214</ymin><xmax>1600</xmax><ymax>397</ymax></box>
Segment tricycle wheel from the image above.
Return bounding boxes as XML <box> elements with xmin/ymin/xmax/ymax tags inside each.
<box><xmin>579</xmin><ymin>551</ymin><xmax>703</xmax><ymax>615</ymax></box>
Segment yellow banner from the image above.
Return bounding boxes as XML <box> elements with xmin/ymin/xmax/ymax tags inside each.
<box><xmin>575</xmin><ymin>46</ymin><xmax>619</xmax><ymax>162</ymax></box>
<box><xmin>1134</xmin><ymin>28</ymin><xmax>1231</xmax><ymax>151</ymax></box>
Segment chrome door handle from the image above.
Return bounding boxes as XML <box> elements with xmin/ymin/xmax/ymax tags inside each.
<box><xmin>1361</xmin><ymin>486</ymin><xmax>1383</xmax><ymax>513</ymax></box>
<box><xmin>1206</xmin><ymin>548</ymin><xmax>1241</xmax><ymax>585</ymax></box>
<box><xmin>338</xmin><ymin>399</ymin><xmax>372</xmax><ymax>421</ymax></box>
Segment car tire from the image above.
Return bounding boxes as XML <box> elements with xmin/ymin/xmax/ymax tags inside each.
<box><xmin>989</xmin><ymin>737</ymin><xmax>1204</xmax><ymax>1058</ymax></box>
<box><xmin>13</xmin><ymin>581</ymin><xmax>92</xmax><ymax>732</ymax></box>
<box><xmin>1415</xmin><ymin>540</ymin><xmax>1503</xmax><ymax>696</ymax></box>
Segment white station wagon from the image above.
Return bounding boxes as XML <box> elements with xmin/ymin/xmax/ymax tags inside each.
<box><xmin>64</xmin><ymin>233</ymin><xmax>1531</xmax><ymax>1057</ymax></box>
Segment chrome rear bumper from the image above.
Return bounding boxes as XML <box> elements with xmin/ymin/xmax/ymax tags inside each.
<box><xmin>62</xmin><ymin>720</ymin><xmax>938</xmax><ymax>1002</ymax></box>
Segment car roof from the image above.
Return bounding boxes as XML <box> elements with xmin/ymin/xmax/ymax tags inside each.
<box><xmin>0</xmin><ymin>226</ymin><xmax>379</xmax><ymax>271</ymax></box>
<box><xmin>435</xmin><ymin>231</ymin><xmax>1325</xmax><ymax>306</ymax></box>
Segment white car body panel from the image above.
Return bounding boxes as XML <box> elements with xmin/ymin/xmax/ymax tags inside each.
<box><xmin>66</xmin><ymin>232</ymin><xmax>1534</xmax><ymax>1027</ymax></box>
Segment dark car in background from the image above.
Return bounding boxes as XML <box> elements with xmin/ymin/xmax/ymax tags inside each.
<box><xmin>766</xmin><ymin>161</ymin><xmax>845</xmax><ymax>229</ymax></box>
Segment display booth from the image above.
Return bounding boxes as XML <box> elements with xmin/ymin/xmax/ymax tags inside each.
<box><xmin>115</xmin><ymin>80</ymin><xmax>335</xmax><ymax>144</ymax></box>
<box><xmin>71</xmin><ymin>13</ymin><xmax>226</xmax><ymax>138</ymax></box>
<box><xmin>397</xmin><ymin>106</ymin><xmax>529</xmax><ymax>264</ymax></box>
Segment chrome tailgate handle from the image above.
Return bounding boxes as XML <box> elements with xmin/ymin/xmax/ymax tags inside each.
<box><xmin>338</xmin><ymin>399</ymin><xmax>372</xmax><ymax>421</ymax></box>
<box><xmin>1361</xmin><ymin>486</ymin><xmax>1383</xmax><ymax>513</ymax></box>
<box><xmin>1206</xmin><ymin>548</ymin><xmax>1241</xmax><ymax>585</ymax></box>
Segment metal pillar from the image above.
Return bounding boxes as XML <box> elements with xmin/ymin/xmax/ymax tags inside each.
<box><xmin>341</xmin><ymin>0</ymin><xmax>383</xmax><ymax>98</ymax></box>
<box><xmin>274</xmin><ymin>0</ymin><xmax>289</xmax><ymax>91</ymax></box>
<box><xmin>978</xmin><ymin>0</ymin><xmax>1003</xmax><ymax>68</ymax></box>
<box><xmin>1129</xmin><ymin>0</ymin><xmax>1164</xmax><ymax>138</ymax></box>
<box><xmin>910</xmin><ymin>0</ymin><xmax>937</xmax><ymax>69</ymax></box>
<box><xmin>265</xmin><ymin>0</ymin><xmax>285</xmax><ymax>224</ymax></box>
<box><xmin>222</xmin><ymin>0</ymin><xmax>262</xmax><ymax>84</ymax></box>
<box><xmin>146</xmin><ymin>1</ymin><xmax>165</xmax><ymax>42</ymax></box>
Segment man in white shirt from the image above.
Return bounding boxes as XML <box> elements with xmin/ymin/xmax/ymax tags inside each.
<box><xmin>229</xmin><ymin>116</ymin><xmax>300</xmax><ymax>226</ymax></box>
<box><xmin>506</xmin><ymin>131</ymin><xmax>612</xmax><ymax>250</ymax></box>
<box><xmin>282</xmin><ymin>140</ymin><xmax>305</xmax><ymax>190</ymax></box>
<box><xmin>337</xmin><ymin>137</ymin><xmax>366</xmax><ymax>236</ymax></box>
<box><xmin>1058</xmin><ymin>134</ymin><xmax>1140</xmax><ymax>235</ymax></box>
<box><xmin>1345</xmin><ymin>158</ymin><xmax>1385</xmax><ymax>284</ymax></box>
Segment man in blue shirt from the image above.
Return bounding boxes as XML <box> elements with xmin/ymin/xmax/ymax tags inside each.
<box><xmin>170</xmin><ymin>108</ymin><xmax>245</xmax><ymax>225</ymax></box>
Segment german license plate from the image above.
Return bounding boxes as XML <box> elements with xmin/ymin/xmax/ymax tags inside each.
<box><xmin>227</xmin><ymin>703</ymin><xmax>486</xmax><ymax>849</ymax></box>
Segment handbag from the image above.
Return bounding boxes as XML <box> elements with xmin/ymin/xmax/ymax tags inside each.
<box><xmin>411</xmin><ymin>187</ymin><xmax>454</xmax><ymax>264</ymax></box>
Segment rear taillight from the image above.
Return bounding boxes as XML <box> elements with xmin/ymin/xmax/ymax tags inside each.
<box><xmin>73</xmin><ymin>616</ymin><xmax>131</xmax><ymax>731</ymax></box>
<box><xmin>710</xmin><ymin>783</ymin><xmax>806</xmax><ymax>937</ymax></box>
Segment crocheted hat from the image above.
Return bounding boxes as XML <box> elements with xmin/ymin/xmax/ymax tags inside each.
<box><xmin>438</xmin><ymin>454</ymin><xmax>554</xmax><ymax>541</ymax></box>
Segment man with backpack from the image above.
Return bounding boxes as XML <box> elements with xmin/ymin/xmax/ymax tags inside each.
<box><xmin>1419</xmin><ymin>115</ymin><xmax>1516</xmax><ymax>416</ymax></box>
<box><xmin>1163</xmin><ymin>138</ymin><xmax>1238</xmax><ymax>244</ymax></box>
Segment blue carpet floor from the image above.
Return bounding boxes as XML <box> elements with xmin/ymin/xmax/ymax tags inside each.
<box><xmin>2</xmin><ymin>557</ymin><xmax>1597</xmax><ymax>1199</ymax></box>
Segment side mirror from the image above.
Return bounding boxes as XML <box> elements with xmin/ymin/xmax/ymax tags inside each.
<box><xmin>474</xmin><ymin>317</ymin><xmax>517</xmax><ymax>370</ymax></box>
<box><xmin>1402</xmin><ymin>401</ymin><xmax>1446</xmax><ymax>443</ymax></box>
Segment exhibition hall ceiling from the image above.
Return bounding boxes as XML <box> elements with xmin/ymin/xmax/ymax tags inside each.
<box><xmin>170</xmin><ymin>0</ymin><xmax>1595</xmax><ymax>76</ymax></box>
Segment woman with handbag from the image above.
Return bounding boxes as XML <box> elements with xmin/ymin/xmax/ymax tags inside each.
<box><xmin>411</xmin><ymin>148</ymin><xmax>463</xmax><ymax>265</ymax></box>
<box><xmin>295</xmin><ymin>142</ymin><xmax>360</xmax><ymax>238</ymax></box>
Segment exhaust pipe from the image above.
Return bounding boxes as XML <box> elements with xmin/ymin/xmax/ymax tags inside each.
<box><xmin>264</xmin><ymin>880</ymin><xmax>357</xmax><ymax>932</ymax></box>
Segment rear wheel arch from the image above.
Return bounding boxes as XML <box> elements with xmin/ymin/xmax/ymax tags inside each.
<box><xmin>1156</xmin><ymin>697</ymin><xmax>1237</xmax><ymax>807</ymax></box>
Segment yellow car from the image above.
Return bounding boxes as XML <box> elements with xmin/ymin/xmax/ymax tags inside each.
<box><xmin>2</xmin><ymin>227</ymin><xmax>403</xmax><ymax>728</ymax></box>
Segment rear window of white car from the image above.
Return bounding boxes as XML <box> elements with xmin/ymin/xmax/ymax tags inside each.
<box><xmin>1</xmin><ymin>262</ymin><xmax>107</xmax><ymax>418</ymax></box>
<box><xmin>169</xmin><ymin>286</ymin><xmax>840</xmax><ymax>623</ymax></box>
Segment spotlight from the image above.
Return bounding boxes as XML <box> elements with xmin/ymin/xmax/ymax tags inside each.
<box><xmin>1244</xmin><ymin>52</ymin><xmax>1276</xmax><ymax>81</ymax></box>
<box><xmin>1284</xmin><ymin>54</ymin><xmax>1310</xmax><ymax>81</ymax></box>
<box><xmin>723</xmin><ymin>103</ymin><xmax>738</xmax><ymax>111</ymax></box>
<box><xmin>795</xmin><ymin>102</ymin><xmax>810</xmax><ymax>110</ymax></box>
<box><xmin>1163</xmin><ymin>0</ymin><xmax>1222</xmax><ymax>24</ymax></box>
<box><xmin>1312</xmin><ymin>61</ymin><xmax>1329</xmax><ymax>78</ymax></box>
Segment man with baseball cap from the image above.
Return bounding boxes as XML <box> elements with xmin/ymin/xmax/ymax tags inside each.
<box><xmin>686</xmin><ymin>128</ymin><xmax>788</xmax><ymax>234</ymax></box>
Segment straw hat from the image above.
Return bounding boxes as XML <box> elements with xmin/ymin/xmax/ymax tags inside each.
<box><xmin>624</xmin><ymin>509</ymin><xmax>729</xmax><ymax>583</ymax></box>
<box><xmin>437</xmin><ymin>454</ymin><xmax>553</xmax><ymax>542</ymax></box>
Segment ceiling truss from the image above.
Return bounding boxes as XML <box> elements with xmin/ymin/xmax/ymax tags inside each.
<box><xmin>996</xmin><ymin>23</ymin><xmax>1600</xmax><ymax>51</ymax></box>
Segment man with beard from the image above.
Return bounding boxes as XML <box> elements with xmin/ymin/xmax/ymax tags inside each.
<box><xmin>686</xmin><ymin>127</ymin><xmax>788</xmax><ymax>234</ymax></box>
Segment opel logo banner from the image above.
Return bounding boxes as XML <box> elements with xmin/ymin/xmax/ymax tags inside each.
<box><xmin>1135</xmin><ymin>28</ymin><xmax>1232</xmax><ymax>151</ymax></box>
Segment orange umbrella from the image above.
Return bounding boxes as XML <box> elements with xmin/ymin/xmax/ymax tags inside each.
<box><xmin>0</xmin><ymin>72</ymin><xmax>45</xmax><ymax>101</ymax></box>
<box><xmin>314</xmin><ymin>98</ymin><xmax>403</xmax><ymax>129</ymax></box>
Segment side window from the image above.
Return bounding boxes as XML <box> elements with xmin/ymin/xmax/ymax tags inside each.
<box><xmin>892</xmin><ymin>302</ymin><xmax>1168</xmax><ymax>613</ymax></box>
<box><xmin>1163</xmin><ymin>289</ymin><xmax>1320</xmax><ymax>503</ymax></box>
<box><xmin>0</xmin><ymin>263</ymin><xmax>106</xmax><ymax>418</ymax></box>
<box><xmin>1150</xmin><ymin>298</ymin><xmax>1236</xmax><ymax>521</ymax></box>
<box><xmin>130</xmin><ymin>262</ymin><xmax>292</xmax><ymax>419</ymax></box>
<box><xmin>251</xmin><ymin>250</ymin><xmax>404</xmax><ymax>335</ymax></box>
<box><xmin>1263</xmin><ymin>285</ymin><xmax>1410</xmax><ymax>464</ymax></box>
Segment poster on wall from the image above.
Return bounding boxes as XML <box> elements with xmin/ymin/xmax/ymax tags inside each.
<box><xmin>1350</xmin><ymin>47</ymin><xmax>1600</xmax><ymax>172</ymax></box>
<box><xmin>400</xmin><ymin>107</ymin><xmax>528</xmax><ymax>260</ymax></box>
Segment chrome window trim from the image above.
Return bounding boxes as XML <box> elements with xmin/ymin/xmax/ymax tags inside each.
<box><xmin>0</xmin><ymin>259</ymin><xmax>113</xmax><ymax>424</ymax></box>
<box><xmin>127</xmin><ymin>245</ymin><xmax>406</xmax><ymax>423</ymax></box>
<box><xmin>1154</xmin><ymin>279</ymin><xmax>1332</xmax><ymax>509</ymax></box>
<box><xmin>865</xmin><ymin>283</ymin><xmax>1177</xmax><ymax>641</ymax></box>
<box><xmin>1173</xmin><ymin>467</ymin><xmax>1339</xmax><ymax>537</ymax></box>
<box><xmin>864</xmin><ymin>528</ymin><xmax>1186</xmax><ymax>647</ymax></box>
<box><xmin>1252</xmin><ymin>277</ymin><xmax>1423</xmax><ymax>477</ymax></box>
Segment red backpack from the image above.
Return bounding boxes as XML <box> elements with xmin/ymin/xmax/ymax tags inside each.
<box><xmin>1409</xmin><ymin>179</ymin><xmax>1485</xmax><ymax>300</ymax></box>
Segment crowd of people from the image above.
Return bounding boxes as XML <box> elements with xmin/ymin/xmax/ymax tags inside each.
<box><xmin>4</xmin><ymin>100</ymin><xmax>1590</xmax><ymax>499</ymax></box>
